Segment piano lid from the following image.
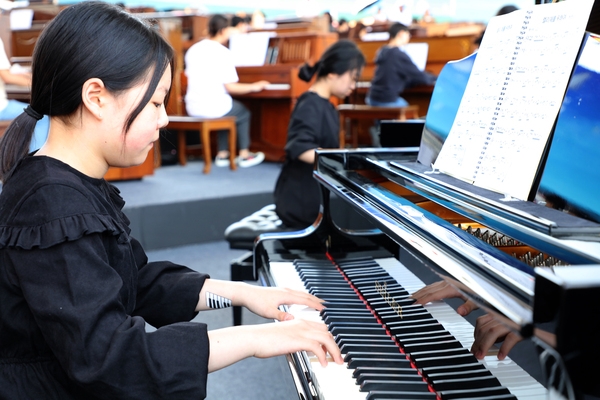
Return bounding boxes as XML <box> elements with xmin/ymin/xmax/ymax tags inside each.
<box><xmin>417</xmin><ymin>32</ymin><xmax>600</xmax><ymax>227</ymax></box>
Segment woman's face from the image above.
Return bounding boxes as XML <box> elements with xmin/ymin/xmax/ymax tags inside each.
<box><xmin>104</xmin><ymin>67</ymin><xmax>171</xmax><ymax>168</ymax></box>
<box><xmin>328</xmin><ymin>69</ymin><xmax>360</xmax><ymax>99</ymax></box>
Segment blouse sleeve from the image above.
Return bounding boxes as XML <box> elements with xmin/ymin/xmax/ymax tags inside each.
<box><xmin>10</xmin><ymin>233</ymin><xmax>210</xmax><ymax>399</ymax></box>
<box><xmin>285</xmin><ymin>96</ymin><xmax>324</xmax><ymax>160</ymax></box>
<box><xmin>131</xmin><ymin>236</ymin><xmax>209</xmax><ymax>328</ymax></box>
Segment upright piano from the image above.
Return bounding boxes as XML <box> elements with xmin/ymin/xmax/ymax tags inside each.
<box><xmin>252</xmin><ymin>30</ymin><xmax>600</xmax><ymax>400</ymax></box>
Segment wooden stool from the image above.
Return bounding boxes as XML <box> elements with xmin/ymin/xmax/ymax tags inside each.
<box><xmin>167</xmin><ymin>115</ymin><xmax>237</xmax><ymax>174</ymax></box>
<box><xmin>337</xmin><ymin>104</ymin><xmax>420</xmax><ymax>148</ymax></box>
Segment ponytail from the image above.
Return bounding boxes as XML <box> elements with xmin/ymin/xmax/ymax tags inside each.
<box><xmin>0</xmin><ymin>111</ymin><xmax>38</xmax><ymax>182</ymax></box>
<box><xmin>297</xmin><ymin>39</ymin><xmax>365</xmax><ymax>83</ymax></box>
<box><xmin>298</xmin><ymin>61</ymin><xmax>322</xmax><ymax>82</ymax></box>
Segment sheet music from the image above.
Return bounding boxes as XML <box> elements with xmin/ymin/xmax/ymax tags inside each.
<box><xmin>403</xmin><ymin>42</ymin><xmax>429</xmax><ymax>72</ymax></box>
<box><xmin>229</xmin><ymin>32</ymin><xmax>274</xmax><ymax>66</ymax></box>
<box><xmin>433</xmin><ymin>1</ymin><xmax>594</xmax><ymax>200</ymax></box>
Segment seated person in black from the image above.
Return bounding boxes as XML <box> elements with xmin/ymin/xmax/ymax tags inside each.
<box><xmin>0</xmin><ymin>4</ymin><xmax>343</xmax><ymax>399</ymax></box>
<box><xmin>274</xmin><ymin>40</ymin><xmax>366</xmax><ymax>229</ymax></box>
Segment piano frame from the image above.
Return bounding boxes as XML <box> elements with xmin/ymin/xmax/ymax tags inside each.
<box><xmin>254</xmin><ymin>147</ymin><xmax>600</xmax><ymax>399</ymax></box>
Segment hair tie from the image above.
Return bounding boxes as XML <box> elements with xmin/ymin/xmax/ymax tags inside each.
<box><xmin>24</xmin><ymin>105</ymin><xmax>43</xmax><ymax>121</ymax></box>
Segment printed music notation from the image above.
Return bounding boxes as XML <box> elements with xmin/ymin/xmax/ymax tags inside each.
<box><xmin>433</xmin><ymin>0</ymin><xmax>594</xmax><ymax>200</ymax></box>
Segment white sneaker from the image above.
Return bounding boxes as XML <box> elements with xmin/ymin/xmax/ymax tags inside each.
<box><xmin>237</xmin><ymin>152</ymin><xmax>265</xmax><ymax>168</ymax></box>
<box><xmin>214</xmin><ymin>155</ymin><xmax>230</xmax><ymax>167</ymax></box>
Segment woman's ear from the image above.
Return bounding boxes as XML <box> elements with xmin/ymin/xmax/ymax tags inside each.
<box><xmin>81</xmin><ymin>78</ymin><xmax>106</xmax><ymax>120</ymax></box>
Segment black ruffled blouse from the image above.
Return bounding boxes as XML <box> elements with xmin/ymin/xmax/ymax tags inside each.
<box><xmin>0</xmin><ymin>156</ymin><xmax>210</xmax><ymax>399</ymax></box>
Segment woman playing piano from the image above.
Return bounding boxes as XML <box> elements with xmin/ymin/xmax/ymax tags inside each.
<box><xmin>0</xmin><ymin>3</ymin><xmax>342</xmax><ymax>399</ymax></box>
<box><xmin>274</xmin><ymin>40</ymin><xmax>366</xmax><ymax>229</ymax></box>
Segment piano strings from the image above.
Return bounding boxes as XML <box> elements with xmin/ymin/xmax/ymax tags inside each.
<box><xmin>457</xmin><ymin>223</ymin><xmax>570</xmax><ymax>267</ymax></box>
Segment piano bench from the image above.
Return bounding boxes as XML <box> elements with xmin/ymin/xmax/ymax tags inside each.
<box><xmin>166</xmin><ymin>115</ymin><xmax>237</xmax><ymax>174</ymax></box>
<box><xmin>337</xmin><ymin>104</ymin><xmax>420</xmax><ymax>148</ymax></box>
<box><xmin>225</xmin><ymin>204</ymin><xmax>291</xmax><ymax>326</ymax></box>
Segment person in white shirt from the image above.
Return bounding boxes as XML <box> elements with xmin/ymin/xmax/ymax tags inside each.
<box><xmin>0</xmin><ymin>39</ymin><xmax>49</xmax><ymax>151</ymax></box>
<box><xmin>185</xmin><ymin>14</ymin><xmax>268</xmax><ymax>168</ymax></box>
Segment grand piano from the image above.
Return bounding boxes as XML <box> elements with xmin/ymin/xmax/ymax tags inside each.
<box><xmin>252</xmin><ymin>21</ymin><xmax>600</xmax><ymax>400</ymax></box>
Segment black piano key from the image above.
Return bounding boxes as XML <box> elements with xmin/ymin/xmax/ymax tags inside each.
<box><xmin>425</xmin><ymin>368</ymin><xmax>492</xmax><ymax>381</ymax></box>
<box><xmin>419</xmin><ymin>362</ymin><xmax>488</xmax><ymax>378</ymax></box>
<box><xmin>389</xmin><ymin>322</ymin><xmax>445</xmax><ymax>335</ymax></box>
<box><xmin>411</xmin><ymin>353</ymin><xmax>479</xmax><ymax>368</ymax></box>
<box><xmin>430</xmin><ymin>375</ymin><xmax>504</xmax><ymax>392</ymax></box>
<box><xmin>340</xmin><ymin>343</ymin><xmax>402</xmax><ymax>355</ymax></box>
<box><xmin>322</xmin><ymin>301</ymin><xmax>368</xmax><ymax>309</ymax></box>
<box><xmin>393</xmin><ymin>329</ymin><xmax>452</xmax><ymax>341</ymax></box>
<box><xmin>353</xmin><ymin>276</ymin><xmax>399</xmax><ymax>286</ymax></box>
<box><xmin>438</xmin><ymin>386</ymin><xmax>515</xmax><ymax>399</ymax></box>
<box><xmin>366</xmin><ymin>391</ymin><xmax>437</xmax><ymax>400</ymax></box>
<box><xmin>321</xmin><ymin>309</ymin><xmax>374</xmax><ymax>317</ymax></box>
<box><xmin>347</xmin><ymin>357</ymin><xmax>412</xmax><ymax>369</ymax></box>
<box><xmin>311</xmin><ymin>289</ymin><xmax>357</xmax><ymax>296</ymax></box>
<box><xmin>334</xmin><ymin>333</ymin><xmax>392</xmax><ymax>345</ymax></box>
<box><xmin>336</xmin><ymin>257</ymin><xmax>380</xmax><ymax>267</ymax></box>
<box><xmin>330</xmin><ymin>326</ymin><xmax>388</xmax><ymax>336</ymax></box>
<box><xmin>337</xmin><ymin>338</ymin><xmax>398</xmax><ymax>348</ymax></box>
<box><xmin>344</xmin><ymin>351</ymin><xmax>408</xmax><ymax>363</ymax></box>
<box><xmin>402</xmin><ymin>339</ymin><xmax>465</xmax><ymax>354</ymax></box>
<box><xmin>360</xmin><ymin>286</ymin><xmax>409</xmax><ymax>296</ymax></box>
<box><xmin>328</xmin><ymin>321</ymin><xmax>382</xmax><ymax>329</ymax></box>
<box><xmin>312</xmin><ymin>293</ymin><xmax>363</xmax><ymax>301</ymax></box>
<box><xmin>325</xmin><ymin>316</ymin><xmax>380</xmax><ymax>325</ymax></box>
<box><xmin>400</xmin><ymin>333</ymin><xmax>455</xmax><ymax>344</ymax></box>
<box><xmin>408</xmin><ymin>347</ymin><xmax>472</xmax><ymax>360</ymax></box>
<box><xmin>378</xmin><ymin>312</ymin><xmax>433</xmax><ymax>325</ymax></box>
<box><xmin>346</xmin><ymin>272</ymin><xmax>393</xmax><ymax>280</ymax></box>
<box><xmin>360</xmin><ymin>379</ymin><xmax>431</xmax><ymax>393</ymax></box>
<box><xmin>385</xmin><ymin>316</ymin><xmax>438</xmax><ymax>325</ymax></box>
<box><xmin>356</xmin><ymin>372</ymin><xmax>424</xmax><ymax>385</ymax></box>
<box><xmin>370</xmin><ymin>298</ymin><xmax>419</xmax><ymax>309</ymax></box>
<box><xmin>353</xmin><ymin>366</ymin><xmax>422</xmax><ymax>380</ymax></box>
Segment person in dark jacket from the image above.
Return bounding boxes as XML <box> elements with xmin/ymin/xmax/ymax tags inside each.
<box><xmin>0</xmin><ymin>3</ymin><xmax>343</xmax><ymax>399</ymax></box>
<box><xmin>274</xmin><ymin>40</ymin><xmax>366</xmax><ymax>229</ymax></box>
<box><xmin>367</xmin><ymin>22</ymin><xmax>436</xmax><ymax>107</ymax></box>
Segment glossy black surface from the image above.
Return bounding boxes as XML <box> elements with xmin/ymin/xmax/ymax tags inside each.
<box><xmin>535</xmin><ymin>33</ymin><xmax>600</xmax><ymax>223</ymax></box>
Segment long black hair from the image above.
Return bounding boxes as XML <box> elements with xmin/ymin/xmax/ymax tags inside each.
<box><xmin>298</xmin><ymin>39</ymin><xmax>365</xmax><ymax>82</ymax></box>
<box><xmin>0</xmin><ymin>1</ymin><xmax>174</xmax><ymax>182</ymax></box>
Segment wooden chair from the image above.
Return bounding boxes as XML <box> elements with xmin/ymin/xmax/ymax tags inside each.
<box><xmin>166</xmin><ymin>70</ymin><xmax>237</xmax><ymax>174</ymax></box>
<box><xmin>337</xmin><ymin>104</ymin><xmax>420</xmax><ymax>148</ymax></box>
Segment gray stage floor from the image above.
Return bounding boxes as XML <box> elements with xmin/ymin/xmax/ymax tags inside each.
<box><xmin>112</xmin><ymin>159</ymin><xmax>282</xmax><ymax>209</ymax></box>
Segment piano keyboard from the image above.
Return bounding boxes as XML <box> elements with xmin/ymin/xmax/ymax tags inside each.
<box><xmin>269</xmin><ymin>256</ymin><xmax>548</xmax><ymax>400</ymax></box>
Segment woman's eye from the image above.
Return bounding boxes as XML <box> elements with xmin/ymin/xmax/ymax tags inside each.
<box><xmin>153</xmin><ymin>103</ymin><xmax>162</xmax><ymax>108</ymax></box>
